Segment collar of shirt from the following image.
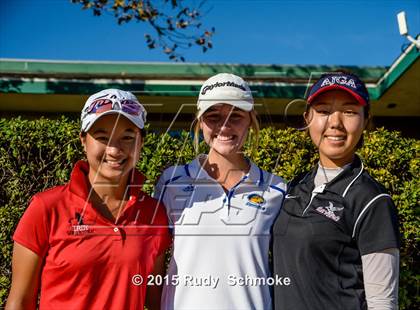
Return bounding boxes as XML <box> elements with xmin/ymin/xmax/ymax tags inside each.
<box><xmin>296</xmin><ymin>155</ymin><xmax>364</xmax><ymax>197</ymax></box>
<box><xmin>69</xmin><ymin>161</ymin><xmax>145</xmax><ymax>199</ymax></box>
<box><xmin>67</xmin><ymin>160</ymin><xmax>146</xmax><ymax>222</ymax></box>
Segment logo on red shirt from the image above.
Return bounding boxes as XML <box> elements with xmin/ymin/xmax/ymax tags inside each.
<box><xmin>68</xmin><ymin>212</ymin><xmax>94</xmax><ymax>235</ymax></box>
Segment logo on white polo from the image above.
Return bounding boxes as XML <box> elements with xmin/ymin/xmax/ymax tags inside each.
<box><xmin>182</xmin><ymin>184</ymin><xmax>195</xmax><ymax>192</ymax></box>
<box><xmin>246</xmin><ymin>193</ymin><xmax>266</xmax><ymax>210</ymax></box>
<box><xmin>315</xmin><ymin>202</ymin><xmax>344</xmax><ymax>222</ymax></box>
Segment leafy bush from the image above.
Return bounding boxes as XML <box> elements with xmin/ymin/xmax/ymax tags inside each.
<box><xmin>0</xmin><ymin>117</ymin><xmax>418</xmax><ymax>308</ymax></box>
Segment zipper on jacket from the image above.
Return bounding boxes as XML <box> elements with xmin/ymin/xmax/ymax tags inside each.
<box><xmin>302</xmin><ymin>184</ymin><xmax>326</xmax><ymax>215</ymax></box>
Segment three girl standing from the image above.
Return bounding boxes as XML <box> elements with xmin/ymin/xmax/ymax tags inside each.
<box><xmin>7</xmin><ymin>72</ymin><xmax>399</xmax><ymax>310</ymax></box>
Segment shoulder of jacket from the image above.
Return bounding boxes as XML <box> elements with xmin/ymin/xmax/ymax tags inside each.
<box><xmin>31</xmin><ymin>184</ymin><xmax>68</xmax><ymax>209</ymax></box>
<box><xmin>34</xmin><ymin>184</ymin><xmax>67</xmax><ymax>200</ymax></box>
<box><xmin>262</xmin><ymin>170</ymin><xmax>287</xmax><ymax>189</ymax></box>
<box><xmin>288</xmin><ymin>170</ymin><xmax>312</xmax><ymax>189</ymax></box>
<box><xmin>349</xmin><ymin>170</ymin><xmax>389</xmax><ymax>197</ymax></box>
<box><xmin>140</xmin><ymin>192</ymin><xmax>164</xmax><ymax>208</ymax></box>
<box><xmin>160</xmin><ymin>164</ymin><xmax>189</xmax><ymax>183</ymax></box>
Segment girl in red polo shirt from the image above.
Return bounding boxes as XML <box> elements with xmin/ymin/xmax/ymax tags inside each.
<box><xmin>6</xmin><ymin>89</ymin><xmax>171</xmax><ymax>310</ymax></box>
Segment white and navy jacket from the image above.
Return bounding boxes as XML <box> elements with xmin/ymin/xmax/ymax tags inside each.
<box><xmin>272</xmin><ymin>155</ymin><xmax>399</xmax><ymax>310</ymax></box>
<box><xmin>154</xmin><ymin>155</ymin><xmax>286</xmax><ymax>310</ymax></box>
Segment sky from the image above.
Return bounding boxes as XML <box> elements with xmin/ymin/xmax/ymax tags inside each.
<box><xmin>0</xmin><ymin>0</ymin><xmax>419</xmax><ymax>67</ymax></box>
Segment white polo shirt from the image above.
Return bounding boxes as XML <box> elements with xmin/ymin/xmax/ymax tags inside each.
<box><xmin>154</xmin><ymin>155</ymin><xmax>286</xmax><ymax>310</ymax></box>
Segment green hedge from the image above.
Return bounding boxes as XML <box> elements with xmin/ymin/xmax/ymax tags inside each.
<box><xmin>0</xmin><ymin>117</ymin><xmax>418</xmax><ymax>308</ymax></box>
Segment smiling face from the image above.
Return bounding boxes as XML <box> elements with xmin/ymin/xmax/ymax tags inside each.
<box><xmin>80</xmin><ymin>114</ymin><xmax>143</xmax><ymax>185</ymax></box>
<box><xmin>305</xmin><ymin>90</ymin><xmax>367</xmax><ymax>168</ymax></box>
<box><xmin>200</xmin><ymin>104</ymin><xmax>251</xmax><ymax>157</ymax></box>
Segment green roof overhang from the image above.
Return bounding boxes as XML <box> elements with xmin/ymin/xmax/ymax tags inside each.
<box><xmin>0</xmin><ymin>39</ymin><xmax>419</xmax><ymax>116</ymax></box>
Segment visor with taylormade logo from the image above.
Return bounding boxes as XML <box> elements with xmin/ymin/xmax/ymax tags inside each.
<box><xmin>197</xmin><ymin>73</ymin><xmax>254</xmax><ymax>117</ymax></box>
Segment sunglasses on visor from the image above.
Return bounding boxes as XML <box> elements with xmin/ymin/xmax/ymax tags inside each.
<box><xmin>85</xmin><ymin>98</ymin><xmax>143</xmax><ymax>116</ymax></box>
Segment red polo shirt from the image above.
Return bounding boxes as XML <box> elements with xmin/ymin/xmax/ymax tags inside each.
<box><xmin>13</xmin><ymin>161</ymin><xmax>171</xmax><ymax>310</ymax></box>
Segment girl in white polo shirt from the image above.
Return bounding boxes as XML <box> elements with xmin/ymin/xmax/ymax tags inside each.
<box><xmin>155</xmin><ymin>73</ymin><xmax>286</xmax><ymax>310</ymax></box>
